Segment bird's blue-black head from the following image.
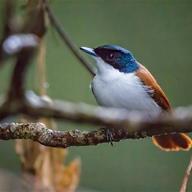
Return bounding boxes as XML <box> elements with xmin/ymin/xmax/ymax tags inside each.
<box><xmin>81</xmin><ymin>45</ymin><xmax>139</xmax><ymax>73</ymax></box>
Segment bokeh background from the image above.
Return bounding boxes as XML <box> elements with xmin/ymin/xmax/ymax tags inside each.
<box><xmin>0</xmin><ymin>0</ymin><xmax>192</xmax><ymax>191</ymax></box>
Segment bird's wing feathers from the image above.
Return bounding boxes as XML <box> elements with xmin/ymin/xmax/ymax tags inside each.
<box><xmin>136</xmin><ymin>64</ymin><xmax>171</xmax><ymax>111</ymax></box>
<box><xmin>136</xmin><ymin>64</ymin><xmax>191</xmax><ymax>151</ymax></box>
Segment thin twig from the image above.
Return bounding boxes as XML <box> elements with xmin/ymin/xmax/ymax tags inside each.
<box><xmin>180</xmin><ymin>156</ymin><xmax>192</xmax><ymax>192</ymax></box>
<box><xmin>43</xmin><ymin>0</ymin><xmax>95</xmax><ymax>76</ymax></box>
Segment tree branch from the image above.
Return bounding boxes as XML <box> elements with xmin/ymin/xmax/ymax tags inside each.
<box><xmin>1</xmin><ymin>91</ymin><xmax>192</xmax><ymax>134</ymax></box>
<box><xmin>7</xmin><ymin>0</ymin><xmax>46</xmax><ymax>100</ymax></box>
<box><xmin>1</xmin><ymin>103</ymin><xmax>192</xmax><ymax>148</ymax></box>
<box><xmin>0</xmin><ymin>120</ymin><xmax>191</xmax><ymax>148</ymax></box>
<box><xmin>180</xmin><ymin>156</ymin><xmax>192</xmax><ymax>192</ymax></box>
<box><xmin>23</xmin><ymin>94</ymin><xmax>192</xmax><ymax>130</ymax></box>
<box><xmin>43</xmin><ymin>0</ymin><xmax>96</xmax><ymax>76</ymax></box>
<box><xmin>0</xmin><ymin>0</ymin><xmax>15</xmax><ymax>64</ymax></box>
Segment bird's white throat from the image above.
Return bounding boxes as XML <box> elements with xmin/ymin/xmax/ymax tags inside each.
<box><xmin>94</xmin><ymin>57</ymin><xmax>116</xmax><ymax>75</ymax></box>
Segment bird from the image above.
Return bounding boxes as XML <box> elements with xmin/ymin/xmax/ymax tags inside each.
<box><xmin>80</xmin><ymin>44</ymin><xmax>192</xmax><ymax>151</ymax></box>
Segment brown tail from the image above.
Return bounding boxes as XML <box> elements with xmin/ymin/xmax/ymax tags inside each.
<box><xmin>152</xmin><ymin>133</ymin><xmax>192</xmax><ymax>151</ymax></box>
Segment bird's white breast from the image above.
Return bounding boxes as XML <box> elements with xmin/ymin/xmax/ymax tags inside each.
<box><xmin>91</xmin><ymin>69</ymin><xmax>161</xmax><ymax>116</ymax></box>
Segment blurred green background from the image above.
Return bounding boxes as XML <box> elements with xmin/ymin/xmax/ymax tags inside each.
<box><xmin>0</xmin><ymin>0</ymin><xmax>192</xmax><ymax>191</ymax></box>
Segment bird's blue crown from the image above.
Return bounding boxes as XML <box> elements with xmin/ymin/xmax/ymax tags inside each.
<box><xmin>94</xmin><ymin>45</ymin><xmax>139</xmax><ymax>73</ymax></box>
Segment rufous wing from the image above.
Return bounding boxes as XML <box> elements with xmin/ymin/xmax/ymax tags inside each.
<box><xmin>136</xmin><ymin>64</ymin><xmax>191</xmax><ymax>151</ymax></box>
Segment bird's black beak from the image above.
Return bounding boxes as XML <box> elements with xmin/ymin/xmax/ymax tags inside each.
<box><xmin>80</xmin><ymin>47</ymin><xmax>97</xmax><ymax>57</ymax></box>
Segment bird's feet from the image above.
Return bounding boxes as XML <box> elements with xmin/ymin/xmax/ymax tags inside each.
<box><xmin>105</xmin><ymin>128</ymin><xmax>114</xmax><ymax>146</ymax></box>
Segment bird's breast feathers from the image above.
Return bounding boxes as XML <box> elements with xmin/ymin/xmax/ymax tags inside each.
<box><xmin>92</xmin><ymin>63</ymin><xmax>170</xmax><ymax>115</ymax></box>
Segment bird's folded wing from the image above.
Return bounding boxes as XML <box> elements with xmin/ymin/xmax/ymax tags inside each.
<box><xmin>136</xmin><ymin>64</ymin><xmax>170</xmax><ymax>111</ymax></box>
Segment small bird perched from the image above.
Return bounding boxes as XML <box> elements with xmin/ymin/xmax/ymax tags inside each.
<box><xmin>80</xmin><ymin>45</ymin><xmax>191</xmax><ymax>151</ymax></box>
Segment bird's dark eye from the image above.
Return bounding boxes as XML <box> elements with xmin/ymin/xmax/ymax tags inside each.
<box><xmin>107</xmin><ymin>53</ymin><xmax>114</xmax><ymax>60</ymax></box>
